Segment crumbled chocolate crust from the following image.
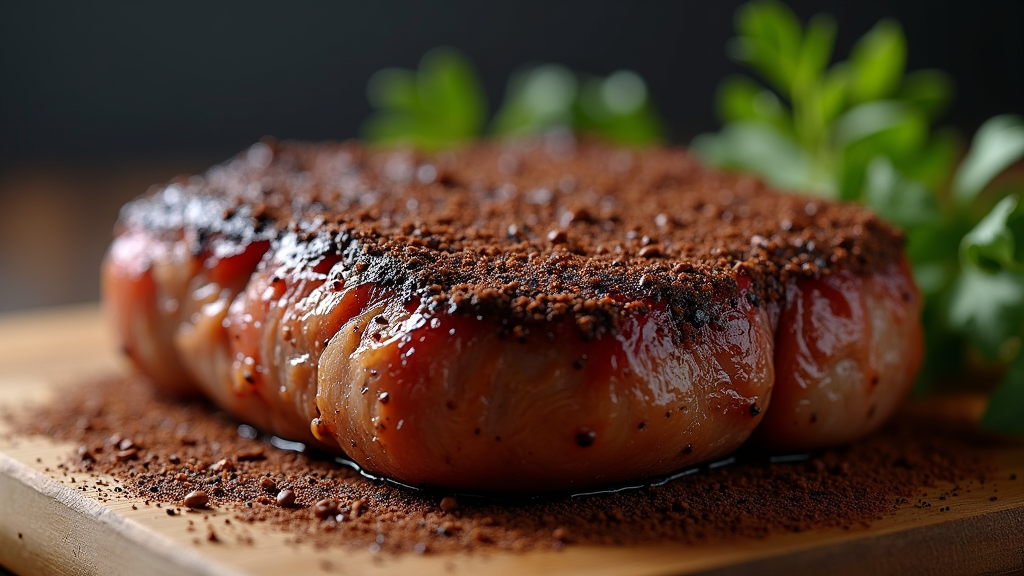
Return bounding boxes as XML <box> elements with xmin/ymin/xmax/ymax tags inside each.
<box><xmin>117</xmin><ymin>136</ymin><xmax>906</xmax><ymax>339</ymax></box>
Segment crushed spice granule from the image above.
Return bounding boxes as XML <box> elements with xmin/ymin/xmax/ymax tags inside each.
<box><xmin>8</xmin><ymin>376</ymin><xmax>995</xmax><ymax>554</ymax></box>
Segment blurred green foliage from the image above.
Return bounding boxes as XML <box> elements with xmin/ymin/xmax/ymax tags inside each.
<box><xmin>362</xmin><ymin>48</ymin><xmax>662</xmax><ymax>149</ymax></box>
<box><xmin>492</xmin><ymin>65</ymin><xmax>663</xmax><ymax>144</ymax></box>
<box><xmin>693</xmin><ymin>0</ymin><xmax>1024</xmax><ymax>433</ymax></box>
<box><xmin>363</xmin><ymin>48</ymin><xmax>487</xmax><ymax>150</ymax></box>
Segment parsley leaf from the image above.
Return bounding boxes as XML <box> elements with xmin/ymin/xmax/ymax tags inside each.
<box><xmin>948</xmin><ymin>266</ymin><xmax>1024</xmax><ymax>359</ymax></box>
<box><xmin>490</xmin><ymin>64</ymin><xmax>577</xmax><ymax>137</ymax></box>
<box><xmin>961</xmin><ymin>195</ymin><xmax>1024</xmax><ymax>273</ymax></box>
<box><xmin>492</xmin><ymin>66</ymin><xmax>663</xmax><ymax>144</ymax></box>
<box><xmin>365</xmin><ymin>54</ymin><xmax>662</xmax><ymax>147</ymax></box>
<box><xmin>983</xmin><ymin>352</ymin><xmax>1024</xmax><ymax>435</ymax></box>
<box><xmin>847</xmin><ymin>19</ymin><xmax>905</xmax><ymax>104</ymax></box>
<box><xmin>363</xmin><ymin>48</ymin><xmax>487</xmax><ymax>150</ymax></box>
<box><xmin>953</xmin><ymin>115</ymin><xmax>1024</xmax><ymax>204</ymax></box>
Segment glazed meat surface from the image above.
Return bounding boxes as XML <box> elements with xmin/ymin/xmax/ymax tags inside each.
<box><xmin>103</xmin><ymin>138</ymin><xmax>922</xmax><ymax>491</ymax></box>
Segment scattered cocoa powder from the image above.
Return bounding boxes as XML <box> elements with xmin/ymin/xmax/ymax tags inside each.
<box><xmin>8</xmin><ymin>376</ymin><xmax>996</xmax><ymax>554</ymax></box>
<box><xmin>276</xmin><ymin>489</ymin><xmax>296</xmax><ymax>507</ymax></box>
<box><xmin>312</xmin><ymin>498</ymin><xmax>340</xmax><ymax>520</ymax></box>
<box><xmin>184</xmin><ymin>490</ymin><xmax>210</xmax><ymax>509</ymax></box>
<box><xmin>439</xmin><ymin>496</ymin><xmax>459</xmax><ymax>513</ymax></box>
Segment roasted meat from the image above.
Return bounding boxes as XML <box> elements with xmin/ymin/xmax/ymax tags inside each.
<box><xmin>103</xmin><ymin>138</ymin><xmax>922</xmax><ymax>491</ymax></box>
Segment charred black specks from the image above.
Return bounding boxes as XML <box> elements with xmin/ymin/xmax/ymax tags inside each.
<box><xmin>575</xmin><ymin>429</ymin><xmax>597</xmax><ymax>448</ymax></box>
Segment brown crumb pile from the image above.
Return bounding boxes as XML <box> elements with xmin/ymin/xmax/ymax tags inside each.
<box><xmin>8</xmin><ymin>376</ymin><xmax>996</xmax><ymax>554</ymax></box>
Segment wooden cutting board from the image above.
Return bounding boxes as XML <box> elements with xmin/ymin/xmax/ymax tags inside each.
<box><xmin>1</xmin><ymin>305</ymin><xmax>1022</xmax><ymax>576</ymax></box>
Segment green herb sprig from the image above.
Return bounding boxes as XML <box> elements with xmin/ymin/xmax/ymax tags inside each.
<box><xmin>363</xmin><ymin>48</ymin><xmax>488</xmax><ymax>151</ymax></box>
<box><xmin>693</xmin><ymin>0</ymin><xmax>1024</xmax><ymax>432</ymax></box>
<box><xmin>362</xmin><ymin>48</ymin><xmax>662</xmax><ymax>149</ymax></box>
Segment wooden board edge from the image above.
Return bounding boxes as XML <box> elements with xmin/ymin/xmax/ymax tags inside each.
<box><xmin>695</xmin><ymin>505</ymin><xmax>1024</xmax><ymax>576</ymax></box>
<box><xmin>0</xmin><ymin>453</ymin><xmax>241</xmax><ymax>576</ymax></box>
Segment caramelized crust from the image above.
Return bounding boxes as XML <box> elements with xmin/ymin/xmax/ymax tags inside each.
<box><xmin>117</xmin><ymin>137</ymin><xmax>905</xmax><ymax>341</ymax></box>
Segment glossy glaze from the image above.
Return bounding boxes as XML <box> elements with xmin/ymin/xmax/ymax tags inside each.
<box><xmin>312</xmin><ymin>281</ymin><xmax>774</xmax><ymax>491</ymax></box>
<box><xmin>755</xmin><ymin>261</ymin><xmax>922</xmax><ymax>450</ymax></box>
<box><xmin>103</xmin><ymin>229</ymin><xmax>922</xmax><ymax>491</ymax></box>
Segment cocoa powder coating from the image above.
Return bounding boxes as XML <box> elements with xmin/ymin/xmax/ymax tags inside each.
<box><xmin>119</xmin><ymin>138</ymin><xmax>905</xmax><ymax>340</ymax></box>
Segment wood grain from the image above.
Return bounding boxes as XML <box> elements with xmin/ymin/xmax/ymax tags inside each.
<box><xmin>1</xmin><ymin>305</ymin><xmax>1022</xmax><ymax>576</ymax></box>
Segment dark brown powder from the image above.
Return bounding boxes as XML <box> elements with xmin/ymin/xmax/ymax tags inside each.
<box><xmin>120</xmin><ymin>138</ymin><xmax>905</xmax><ymax>340</ymax></box>
<box><xmin>9</xmin><ymin>376</ymin><xmax>994</xmax><ymax>554</ymax></box>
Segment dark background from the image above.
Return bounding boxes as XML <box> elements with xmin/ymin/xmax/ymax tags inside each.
<box><xmin>1</xmin><ymin>1</ymin><xmax>1022</xmax><ymax>312</ymax></box>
